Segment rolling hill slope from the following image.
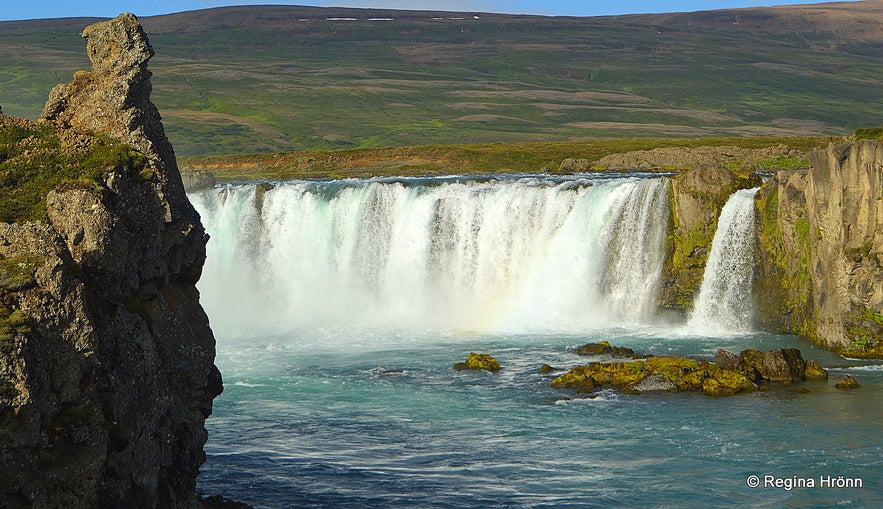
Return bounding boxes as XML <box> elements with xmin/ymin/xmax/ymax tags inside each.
<box><xmin>1</xmin><ymin>1</ymin><xmax>881</xmax><ymax>156</ymax></box>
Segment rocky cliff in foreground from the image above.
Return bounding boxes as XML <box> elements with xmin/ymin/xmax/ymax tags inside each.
<box><xmin>756</xmin><ymin>140</ymin><xmax>883</xmax><ymax>357</ymax></box>
<box><xmin>0</xmin><ymin>13</ymin><xmax>221</xmax><ymax>508</ymax></box>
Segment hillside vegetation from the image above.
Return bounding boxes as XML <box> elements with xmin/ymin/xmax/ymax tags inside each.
<box><xmin>180</xmin><ymin>135</ymin><xmax>835</xmax><ymax>181</ymax></box>
<box><xmin>0</xmin><ymin>2</ymin><xmax>881</xmax><ymax>156</ymax></box>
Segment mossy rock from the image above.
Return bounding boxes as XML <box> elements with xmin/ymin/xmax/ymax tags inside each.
<box><xmin>839</xmin><ymin>306</ymin><xmax>883</xmax><ymax>359</ymax></box>
<box><xmin>804</xmin><ymin>360</ymin><xmax>828</xmax><ymax>380</ymax></box>
<box><xmin>551</xmin><ymin>344</ymin><xmax>825</xmax><ymax>397</ymax></box>
<box><xmin>0</xmin><ymin>115</ymin><xmax>146</xmax><ymax>223</ymax></box>
<box><xmin>453</xmin><ymin>352</ymin><xmax>500</xmax><ymax>372</ymax></box>
<box><xmin>835</xmin><ymin>375</ymin><xmax>860</xmax><ymax>390</ymax></box>
<box><xmin>0</xmin><ymin>305</ymin><xmax>31</xmax><ymax>345</ymax></box>
<box><xmin>0</xmin><ymin>254</ymin><xmax>40</xmax><ymax>291</ymax></box>
<box><xmin>572</xmin><ymin>340</ymin><xmax>647</xmax><ymax>358</ymax></box>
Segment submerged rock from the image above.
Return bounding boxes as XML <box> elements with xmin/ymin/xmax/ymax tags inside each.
<box><xmin>552</xmin><ymin>345</ymin><xmax>827</xmax><ymax>397</ymax></box>
<box><xmin>454</xmin><ymin>352</ymin><xmax>501</xmax><ymax>372</ymax></box>
<box><xmin>835</xmin><ymin>375</ymin><xmax>860</xmax><ymax>389</ymax></box>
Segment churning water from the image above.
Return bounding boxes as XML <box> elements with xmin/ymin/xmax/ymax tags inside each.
<box><xmin>191</xmin><ymin>175</ymin><xmax>883</xmax><ymax>509</ymax></box>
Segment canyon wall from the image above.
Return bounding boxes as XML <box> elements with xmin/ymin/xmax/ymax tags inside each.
<box><xmin>756</xmin><ymin>141</ymin><xmax>883</xmax><ymax>357</ymax></box>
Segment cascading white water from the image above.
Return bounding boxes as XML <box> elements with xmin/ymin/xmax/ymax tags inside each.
<box><xmin>687</xmin><ymin>187</ymin><xmax>760</xmax><ymax>333</ymax></box>
<box><xmin>189</xmin><ymin>175</ymin><xmax>670</xmax><ymax>335</ymax></box>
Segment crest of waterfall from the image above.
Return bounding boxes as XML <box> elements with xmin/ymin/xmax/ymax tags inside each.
<box><xmin>189</xmin><ymin>175</ymin><xmax>670</xmax><ymax>335</ymax></box>
<box><xmin>687</xmin><ymin>187</ymin><xmax>760</xmax><ymax>334</ymax></box>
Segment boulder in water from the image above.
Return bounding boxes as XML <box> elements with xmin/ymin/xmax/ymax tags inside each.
<box><xmin>454</xmin><ymin>352</ymin><xmax>500</xmax><ymax>372</ymax></box>
<box><xmin>835</xmin><ymin>375</ymin><xmax>860</xmax><ymax>389</ymax></box>
<box><xmin>552</xmin><ymin>344</ymin><xmax>828</xmax><ymax>397</ymax></box>
<box><xmin>804</xmin><ymin>359</ymin><xmax>828</xmax><ymax>379</ymax></box>
<box><xmin>738</xmin><ymin>348</ymin><xmax>806</xmax><ymax>383</ymax></box>
<box><xmin>573</xmin><ymin>341</ymin><xmax>649</xmax><ymax>358</ymax></box>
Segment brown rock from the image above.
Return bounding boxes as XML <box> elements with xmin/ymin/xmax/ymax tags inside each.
<box><xmin>739</xmin><ymin>348</ymin><xmax>806</xmax><ymax>383</ymax></box>
<box><xmin>715</xmin><ymin>349</ymin><xmax>741</xmax><ymax>369</ymax></box>
<box><xmin>804</xmin><ymin>359</ymin><xmax>828</xmax><ymax>379</ymax></box>
<box><xmin>835</xmin><ymin>375</ymin><xmax>860</xmax><ymax>389</ymax></box>
<box><xmin>573</xmin><ymin>340</ymin><xmax>646</xmax><ymax>358</ymax></box>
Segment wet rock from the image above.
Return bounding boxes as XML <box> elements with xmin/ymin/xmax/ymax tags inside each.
<box><xmin>835</xmin><ymin>375</ymin><xmax>860</xmax><ymax>389</ymax></box>
<box><xmin>552</xmin><ymin>345</ymin><xmax>824</xmax><ymax>397</ymax></box>
<box><xmin>454</xmin><ymin>352</ymin><xmax>500</xmax><ymax>372</ymax></box>
<box><xmin>715</xmin><ymin>349</ymin><xmax>741</xmax><ymax>369</ymax></box>
<box><xmin>539</xmin><ymin>364</ymin><xmax>558</xmax><ymax>374</ymax></box>
<box><xmin>739</xmin><ymin>348</ymin><xmax>806</xmax><ymax>383</ymax></box>
<box><xmin>660</xmin><ymin>166</ymin><xmax>763</xmax><ymax>314</ymax></box>
<box><xmin>573</xmin><ymin>340</ymin><xmax>648</xmax><ymax>358</ymax></box>
<box><xmin>804</xmin><ymin>359</ymin><xmax>828</xmax><ymax>379</ymax></box>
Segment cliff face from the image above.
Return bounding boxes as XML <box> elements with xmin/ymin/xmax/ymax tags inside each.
<box><xmin>756</xmin><ymin>140</ymin><xmax>883</xmax><ymax>357</ymax></box>
<box><xmin>0</xmin><ymin>13</ymin><xmax>220</xmax><ymax>508</ymax></box>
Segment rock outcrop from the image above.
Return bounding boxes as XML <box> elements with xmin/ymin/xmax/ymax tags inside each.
<box><xmin>551</xmin><ymin>346</ymin><xmax>827</xmax><ymax>397</ymax></box>
<box><xmin>595</xmin><ymin>144</ymin><xmax>801</xmax><ymax>171</ymax></box>
<box><xmin>1</xmin><ymin>13</ymin><xmax>220</xmax><ymax>508</ymax></box>
<box><xmin>659</xmin><ymin>166</ymin><xmax>762</xmax><ymax>313</ymax></box>
<box><xmin>755</xmin><ymin>140</ymin><xmax>883</xmax><ymax>357</ymax></box>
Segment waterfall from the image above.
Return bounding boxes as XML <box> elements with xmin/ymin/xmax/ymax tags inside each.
<box><xmin>189</xmin><ymin>175</ymin><xmax>670</xmax><ymax>335</ymax></box>
<box><xmin>687</xmin><ymin>187</ymin><xmax>760</xmax><ymax>333</ymax></box>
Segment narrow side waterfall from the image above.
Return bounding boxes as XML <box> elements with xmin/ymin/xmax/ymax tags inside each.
<box><xmin>190</xmin><ymin>176</ymin><xmax>670</xmax><ymax>335</ymax></box>
<box><xmin>687</xmin><ymin>187</ymin><xmax>760</xmax><ymax>333</ymax></box>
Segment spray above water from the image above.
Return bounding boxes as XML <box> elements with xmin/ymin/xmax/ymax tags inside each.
<box><xmin>190</xmin><ymin>176</ymin><xmax>670</xmax><ymax>335</ymax></box>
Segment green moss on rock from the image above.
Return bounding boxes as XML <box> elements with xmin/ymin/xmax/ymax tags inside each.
<box><xmin>0</xmin><ymin>254</ymin><xmax>41</xmax><ymax>291</ymax></box>
<box><xmin>0</xmin><ymin>305</ymin><xmax>31</xmax><ymax>344</ymax></box>
<box><xmin>0</xmin><ymin>114</ymin><xmax>147</xmax><ymax>223</ymax></box>
<box><xmin>839</xmin><ymin>306</ymin><xmax>883</xmax><ymax>358</ymax></box>
<box><xmin>453</xmin><ymin>352</ymin><xmax>501</xmax><ymax>372</ymax></box>
<box><xmin>753</xmin><ymin>180</ymin><xmax>814</xmax><ymax>338</ymax></box>
<box><xmin>552</xmin><ymin>344</ymin><xmax>826</xmax><ymax>397</ymax></box>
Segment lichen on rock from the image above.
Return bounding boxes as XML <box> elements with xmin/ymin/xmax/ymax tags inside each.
<box><xmin>551</xmin><ymin>345</ymin><xmax>826</xmax><ymax>397</ymax></box>
<box><xmin>454</xmin><ymin>352</ymin><xmax>501</xmax><ymax>371</ymax></box>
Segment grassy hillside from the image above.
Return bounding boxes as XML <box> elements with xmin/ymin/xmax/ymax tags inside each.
<box><xmin>0</xmin><ymin>2</ymin><xmax>881</xmax><ymax>156</ymax></box>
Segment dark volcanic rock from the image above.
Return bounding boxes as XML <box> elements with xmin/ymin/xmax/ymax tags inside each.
<box><xmin>1</xmin><ymin>13</ymin><xmax>220</xmax><ymax>509</ymax></box>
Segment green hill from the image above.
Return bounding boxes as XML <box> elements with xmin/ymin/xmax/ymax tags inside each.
<box><xmin>1</xmin><ymin>2</ymin><xmax>881</xmax><ymax>156</ymax></box>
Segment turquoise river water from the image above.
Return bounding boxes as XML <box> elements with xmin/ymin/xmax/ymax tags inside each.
<box><xmin>191</xmin><ymin>175</ymin><xmax>882</xmax><ymax>508</ymax></box>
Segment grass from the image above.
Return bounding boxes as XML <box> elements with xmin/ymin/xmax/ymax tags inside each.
<box><xmin>179</xmin><ymin>135</ymin><xmax>836</xmax><ymax>181</ymax></box>
<box><xmin>0</xmin><ymin>5</ymin><xmax>881</xmax><ymax>156</ymax></box>
<box><xmin>0</xmin><ymin>115</ymin><xmax>147</xmax><ymax>223</ymax></box>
